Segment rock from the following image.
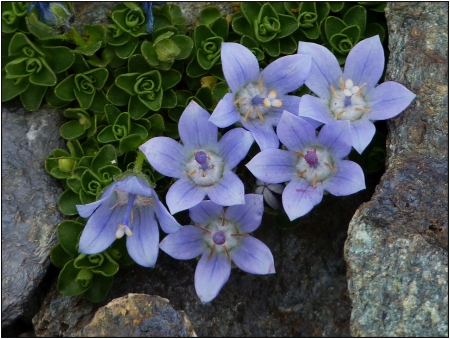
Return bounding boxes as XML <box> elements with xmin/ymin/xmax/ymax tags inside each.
<box><xmin>1</xmin><ymin>103</ymin><xmax>66</xmax><ymax>329</ymax></box>
<box><xmin>82</xmin><ymin>294</ymin><xmax>196</xmax><ymax>337</ymax></box>
<box><xmin>344</xmin><ymin>2</ymin><xmax>449</xmax><ymax>337</ymax></box>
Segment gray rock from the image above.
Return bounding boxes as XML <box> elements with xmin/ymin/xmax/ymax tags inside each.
<box><xmin>82</xmin><ymin>294</ymin><xmax>196</xmax><ymax>337</ymax></box>
<box><xmin>344</xmin><ymin>2</ymin><xmax>449</xmax><ymax>337</ymax></box>
<box><xmin>1</xmin><ymin>104</ymin><xmax>65</xmax><ymax>328</ymax></box>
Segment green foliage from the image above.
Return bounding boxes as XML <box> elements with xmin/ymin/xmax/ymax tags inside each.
<box><xmin>2</xmin><ymin>1</ymin><xmax>389</xmax><ymax>303</ymax></box>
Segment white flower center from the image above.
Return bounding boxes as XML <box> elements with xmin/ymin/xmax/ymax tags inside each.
<box><xmin>294</xmin><ymin>147</ymin><xmax>337</xmax><ymax>188</ymax></box>
<box><xmin>233</xmin><ymin>75</ymin><xmax>282</xmax><ymax>123</ymax></box>
<box><xmin>185</xmin><ymin>150</ymin><xmax>224</xmax><ymax>187</ymax></box>
<box><xmin>329</xmin><ymin>77</ymin><xmax>371</xmax><ymax>121</ymax></box>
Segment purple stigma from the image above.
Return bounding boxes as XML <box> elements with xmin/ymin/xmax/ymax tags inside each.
<box><xmin>305</xmin><ymin>150</ymin><xmax>318</xmax><ymax>167</ymax></box>
<box><xmin>344</xmin><ymin>95</ymin><xmax>352</xmax><ymax>107</ymax></box>
<box><xmin>195</xmin><ymin>151</ymin><xmax>208</xmax><ymax>165</ymax></box>
<box><xmin>212</xmin><ymin>231</ymin><xmax>226</xmax><ymax>245</ymax></box>
<box><xmin>252</xmin><ymin>97</ymin><xmax>265</xmax><ymax>105</ymax></box>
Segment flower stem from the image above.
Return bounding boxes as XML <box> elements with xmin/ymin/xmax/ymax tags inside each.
<box><xmin>134</xmin><ymin>150</ymin><xmax>146</xmax><ymax>172</ymax></box>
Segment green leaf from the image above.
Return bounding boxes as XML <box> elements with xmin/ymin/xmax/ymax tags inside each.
<box><xmin>241</xmin><ymin>2</ymin><xmax>261</xmax><ymax>28</ymax></box>
<box><xmin>8</xmin><ymin>32</ymin><xmax>45</xmax><ymax>56</ymax></box>
<box><xmin>106</xmin><ymin>83</ymin><xmax>130</xmax><ymax>106</ymax></box>
<box><xmin>67</xmin><ymin>176</ymin><xmax>82</xmax><ymax>193</ymax></box>
<box><xmin>97</xmin><ymin>126</ymin><xmax>117</xmax><ymax>143</ymax></box>
<box><xmin>50</xmin><ymin>244</ymin><xmax>73</xmax><ymax>269</ymax></box>
<box><xmin>44</xmin><ymin>46</ymin><xmax>75</xmax><ymax>73</ymax></box>
<box><xmin>60</xmin><ymin>120</ymin><xmax>86</xmax><ymax>140</ymax></box>
<box><xmin>231</xmin><ymin>15</ymin><xmax>254</xmax><ymax>37</ymax></box>
<box><xmin>83</xmin><ymin>274</ymin><xmax>113</xmax><ymax>302</ymax></box>
<box><xmin>81</xmin><ymin>169</ymin><xmax>103</xmax><ymax>196</ymax></box>
<box><xmin>147</xmin><ymin>113</ymin><xmax>165</xmax><ymax>138</ymax></box>
<box><xmin>57</xmin><ymin>220</ymin><xmax>85</xmax><ymax>256</ymax></box>
<box><xmin>199</xmin><ymin>6</ymin><xmax>222</xmax><ymax>26</ymax></box>
<box><xmin>343</xmin><ymin>5</ymin><xmax>366</xmax><ymax>36</ymax></box>
<box><xmin>115</xmin><ymin>37</ymin><xmax>140</xmax><ymax>59</ymax></box>
<box><xmin>160</xmin><ymin>69</ymin><xmax>181</xmax><ymax>90</ymax></box>
<box><xmin>364</xmin><ymin>23</ymin><xmax>385</xmax><ymax>42</ymax></box>
<box><xmin>74</xmin><ymin>87</ymin><xmax>95</xmax><ymax>110</ymax></box>
<box><xmin>89</xmin><ymin>90</ymin><xmax>109</xmax><ymax>113</ymax></box>
<box><xmin>128</xmin><ymin>54</ymin><xmax>151</xmax><ymax>73</ymax></box>
<box><xmin>59</xmin><ymin>189</ymin><xmax>82</xmax><ymax>216</ymax></box>
<box><xmin>277</xmin><ymin>14</ymin><xmax>299</xmax><ymax>39</ymax></box>
<box><xmin>98</xmin><ymin>165</ymin><xmax>122</xmax><ymax>185</ymax></box>
<box><xmin>1</xmin><ymin>70</ymin><xmax>29</xmax><ymax>101</ymax></box>
<box><xmin>29</xmin><ymin>59</ymin><xmax>57</xmax><ymax>87</ymax></box>
<box><xmin>160</xmin><ymin>88</ymin><xmax>176</xmax><ymax>109</ymax></box>
<box><xmin>141</xmin><ymin>40</ymin><xmax>159</xmax><ymax>67</ymax></box>
<box><xmin>128</xmin><ymin>95</ymin><xmax>149</xmax><ymax>120</ymax></box>
<box><xmin>116</xmin><ymin>73</ymin><xmax>140</xmax><ymax>95</ymax></box>
<box><xmin>138</xmin><ymin>88</ymin><xmax>162</xmax><ymax>111</ymax></box>
<box><xmin>92</xmin><ymin>144</ymin><xmax>117</xmax><ymax>173</ymax></box>
<box><xmin>186</xmin><ymin>57</ymin><xmax>207</xmax><ymax>78</ymax></box>
<box><xmin>55</xmin><ymin>74</ymin><xmax>76</xmax><ymax>101</ymax></box>
<box><xmin>91</xmin><ymin>252</ymin><xmax>119</xmax><ymax>276</ymax></box>
<box><xmin>329</xmin><ymin>2</ymin><xmax>345</xmax><ymax>12</ymax></box>
<box><xmin>58</xmin><ymin>259</ymin><xmax>91</xmax><ymax>296</ymax></box>
<box><xmin>260</xmin><ymin>39</ymin><xmax>280</xmax><ymax>58</ymax></box>
<box><xmin>210</xmin><ymin>17</ymin><xmax>229</xmax><ymax>40</ymax></box>
<box><xmin>119</xmin><ymin>134</ymin><xmax>145</xmax><ymax>154</ymax></box>
<box><xmin>212</xmin><ymin>82</ymin><xmax>229</xmax><ymax>102</ymax></box>
<box><xmin>279</xmin><ymin>35</ymin><xmax>297</xmax><ymax>55</ymax></box>
<box><xmin>172</xmin><ymin>35</ymin><xmax>194</xmax><ymax>60</ymax></box>
<box><xmin>45</xmin><ymin>86</ymin><xmax>71</xmax><ymax>108</ymax></box>
<box><xmin>324</xmin><ymin>16</ymin><xmax>347</xmax><ymax>42</ymax></box>
<box><xmin>20</xmin><ymin>83</ymin><xmax>47</xmax><ymax>111</ymax></box>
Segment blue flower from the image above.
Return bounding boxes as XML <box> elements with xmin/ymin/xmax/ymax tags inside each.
<box><xmin>76</xmin><ymin>175</ymin><xmax>181</xmax><ymax>267</ymax></box>
<box><xmin>139</xmin><ymin>101</ymin><xmax>254</xmax><ymax>214</ymax></box>
<box><xmin>297</xmin><ymin>36</ymin><xmax>416</xmax><ymax>154</ymax></box>
<box><xmin>28</xmin><ymin>2</ymin><xmax>72</xmax><ymax>27</ymax></box>
<box><xmin>209</xmin><ymin>42</ymin><xmax>313</xmax><ymax>150</ymax></box>
<box><xmin>247</xmin><ymin>112</ymin><xmax>366</xmax><ymax>220</ymax></box>
<box><xmin>142</xmin><ymin>2</ymin><xmax>165</xmax><ymax>34</ymax></box>
<box><xmin>159</xmin><ymin>194</ymin><xmax>275</xmax><ymax>303</ymax></box>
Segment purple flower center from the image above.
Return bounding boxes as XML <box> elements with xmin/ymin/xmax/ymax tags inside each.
<box><xmin>212</xmin><ymin>231</ymin><xmax>226</xmax><ymax>245</ymax></box>
<box><xmin>305</xmin><ymin>150</ymin><xmax>318</xmax><ymax>167</ymax></box>
<box><xmin>195</xmin><ymin>151</ymin><xmax>208</xmax><ymax>165</ymax></box>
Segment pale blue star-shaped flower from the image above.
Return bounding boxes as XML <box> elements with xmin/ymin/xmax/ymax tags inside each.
<box><xmin>297</xmin><ymin>35</ymin><xmax>416</xmax><ymax>154</ymax></box>
<box><xmin>139</xmin><ymin>100</ymin><xmax>254</xmax><ymax>214</ymax></box>
<box><xmin>159</xmin><ymin>194</ymin><xmax>275</xmax><ymax>303</ymax></box>
<box><xmin>77</xmin><ymin>175</ymin><xmax>181</xmax><ymax>267</ymax></box>
<box><xmin>209</xmin><ymin>42</ymin><xmax>313</xmax><ymax>150</ymax></box>
<box><xmin>247</xmin><ymin>111</ymin><xmax>366</xmax><ymax>221</ymax></box>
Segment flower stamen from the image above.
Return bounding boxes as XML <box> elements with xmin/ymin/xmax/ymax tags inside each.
<box><xmin>231</xmin><ymin>233</ymin><xmax>249</xmax><ymax>237</ymax></box>
<box><xmin>110</xmin><ymin>197</ymin><xmax>125</xmax><ymax>210</ymax></box>
<box><xmin>324</xmin><ymin>162</ymin><xmax>337</xmax><ymax>172</ymax></box>
<box><xmin>207</xmin><ymin>244</ymin><xmax>216</xmax><ymax>261</ymax></box>
<box><xmin>335</xmin><ymin>109</ymin><xmax>346</xmax><ymax>119</ymax></box>
<box><xmin>354</xmin><ymin>83</ymin><xmax>367</xmax><ymax>97</ymax></box>
<box><xmin>221</xmin><ymin>210</ymin><xmax>226</xmax><ymax>226</ymax></box>
<box><xmin>243</xmin><ymin>108</ymin><xmax>252</xmax><ymax>122</ymax></box>
<box><xmin>195</xmin><ymin>223</ymin><xmax>212</xmax><ymax>234</ymax></box>
<box><xmin>223</xmin><ymin>245</ymin><xmax>231</xmax><ymax>263</ymax></box>
<box><xmin>313</xmin><ymin>173</ymin><xmax>318</xmax><ymax>188</ymax></box>
<box><xmin>185</xmin><ymin>169</ymin><xmax>197</xmax><ymax>176</ymax></box>
<box><xmin>258</xmin><ymin>75</ymin><xmax>263</xmax><ymax>93</ymax></box>
<box><xmin>339</xmin><ymin>77</ymin><xmax>345</xmax><ymax>91</ymax></box>
<box><xmin>257</xmin><ymin>109</ymin><xmax>264</xmax><ymax>122</ymax></box>
<box><xmin>294</xmin><ymin>151</ymin><xmax>305</xmax><ymax>158</ymax></box>
<box><xmin>233</xmin><ymin>97</ymin><xmax>247</xmax><ymax>105</ymax></box>
<box><xmin>296</xmin><ymin>169</ymin><xmax>307</xmax><ymax>177</ymax></box>
<box><xmin>330</xmin><ymin>84</ymin><xmax>339</xmax><ymax>99</ymax></box>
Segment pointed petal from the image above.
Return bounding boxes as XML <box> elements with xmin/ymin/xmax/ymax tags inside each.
<box><xmin>209</xmin><ymin>93</ymin><xmax>240</xmax><ymax>128</ymax></box>
<box><xmin>277</xmin><ymin>111</ymin><xmax>317</xmax><ymax>151</ymax></box>
<box><xmin>366</xmin><ymin>81</ymin><xmax>416</xmax><ymax>120</ymax></box>
<box><xmin>225</xmin><ymin>194</ymin><xmax>264</xmax><ymax>233</ymax></box>
<box><xmin>207</xmin><ymin>171</ymin><xmax>245</xmax><ymax>206</ymax></box>
<box><xmin>243</xmin><ymin>119</ymin><xmax>279</xmax><ymax>150</ymax></box>
<box><xmin>246</xmin><ymin>149</ymin><xmax>296</xmax><ymax>184</ymax></box>
<box><xmin>297</xmin><ymin>41</ymin><xmax>342</xmax><ymax>99</ymax></box>
<box><xmin>159</xmin><ymin>225</ymin><xmax>205</xmax><ymax>260</ymax></box>
<box><xmin>166</xmin><ymin>178</ymin><xmax>207</xmax><ymax>214</ymax></box>
<box><xmin>317</xmin><ymin>120</ymin><xmax>352</xmax><ymax>159</ymax></box>
<box><xmin>76</xmin><ymin>182</ymin><xmax>117</xmax><ymax>218</ymax></box>
<box><xmin>189</xmin><ymin>200</ymin><xmax>223</xmax><ymax>225</ymax></box>
<box><xmin>126</xmin><ymin>206</ymin><xmax>159</xmax><ymax>267</ymax></box>
<box><xmin>350</xmin><ymin>120</ymin><xmax>376</xmax><ymax>154</ymax></box>
<box><xmin>78</xmin><ymin>194</ymin><xmax>124</xmax><ymax>254</ymax></box>
<box><xmin>115</xmin><ymin>175</ymin><xmax>153</xmax><ymax>196</ymax></box>
<box><xmin>261</xmin><ymin>54</ymin><xmax>311</xmax><ymax>94</ymax></box>
<box><xmin>195</xmin><ymin>250</ymin><xmax>231</xmax><ymax>303</ymax></box>
<box><xmin>298</xmin><ymin>94</ymin><xmax>334</xmax><ymax>125</ymax></box>
<box><xmin>273</xmin><ymin>95</ymin><xmax>300</xmax><ymax>116</ymax></box>
<box><xmin>230</xmin><ymin>236</ymin><xmax>275</xmax><ymax>274</ymax></box>
<box><xmin>139</xmin><ymin>137</ymin><xmax>186</xmax><ymax>178</ymax></box>
<box><xmin>218</xmin><ymin>128</ymin><xmax>253</xmax><ymax>169</ymax></box>
<box><xmin>324</xmin><ymin>160</ymin><xmax>365</xmax><ymax>196</ymax></box>
<box><xmin>153</xmin><ymin>193</ymin><xmax>182</xmax><ymax>233</ymax></box>
<box><xmin>178</xmin><ymin>101</ymin><xmax>218</xmax><ymax>150</ymax></box>
<box><xmin>282</xmin><ymin>178</ymin><xmax>324</xmax><ymax>220</ymax></box>
<box><xmin>221</xmin><ymin>42</ymin><xmax>260</xmax><ymax>92</ymax></box>
<box><xmin>343</xmin><ymin>36</ymin><xmax>384</xmax><ymax>90</ymax></box>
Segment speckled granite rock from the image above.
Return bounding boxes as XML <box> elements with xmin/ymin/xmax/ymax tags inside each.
<box><xmin>82</xmin><ymin>294</ymin><xmax>196</xmax><ymax>337</ymax></box>
<box><xmin>2</xmin><ymin>104</ymin><xmax>65</xmax><ymax>329</ymax></box>
<box><xmin>344</xmin><ymin>2</ymin><xmax>449</xmax><ymax>337</ymax></box>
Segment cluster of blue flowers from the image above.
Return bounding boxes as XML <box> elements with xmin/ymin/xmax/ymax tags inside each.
<box><xmin>76</xmin><ymin>36</ymin><xmax>415</xmax><ymax>303</ymax></box>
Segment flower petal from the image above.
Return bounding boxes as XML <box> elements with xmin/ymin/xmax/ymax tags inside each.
<box><xmin>153</xmin><ymin>191</ymin><xmax>182</xmax><ymax>234</ymax></box>
<box><xmin>282</xmin><ymin>178</ymin><xmax>324</xmax><ymax>220</ymax></box>
<box><xmin>273</xmin><ymin>94</ymin><xmax>300</xmax><ymax>116</ymax></box>
<box><xmin>343</xmin><ymin>36</ymin><xmax>384</xmax><ymax>90</ymax></box>
<box><xmin>126</xmin><ymin>205</ymin><xmax>159</xmax><ymax>267</ymax></box>
<box><xmin>195</xmin><ymin>250</ymin><xmax>231</xmax><ymax>303</ymax></box>
<box><xmin>225</xmin><ymin>194</ymin><xmax>264</xmax><ymax>233</ymax></box>
<box><xmin>263</xmin><ymin>188</ymin><xmax>283</xmax><ymax>211</ymax></box>
<box><xmin>207</xmin><ymin>170</ymin><xmax>245</xmax><ymax>206</ymax></box>
<box><xmin>115</xmin><ymin>175</ymin><xmax>153</xmax><ymax>196</ymax></box>
<box><xmin>366</xmin><ymin>81</ymin><xmax>415</xmax><ymax>120</ymax></box>
<box><xmin>221</xmin><ymin>42</ymin><xmax>260</xmax><ymax>92</ymax></box>
<box><xmin>189</xmin><ymin>200</ymin><xmax>223</xmax><ymax>225</ymax></box>
<box><xmin>277</xmin><ymin>111</ymin><xmax>317</xmax><ymax>152</ymax></box>
<box><xmin>230</xmin><ymin>236</ymin><xmax>275</xmax><ymax>275</ymax></box>
<box><xmin>159</xmin><ymin>225</ymin><xmax>205</xmax><ymax>260</ymax></box>
<box><xmin>243</xmin><ymin>119</ymin><xmax>279</xmax><ymax>150</ymax></box>
<box><xmin>178</xmin><ymin>101</ymin><xmax>218</xmax><ymax>150</ymax></box>
<box><xmin>209</xmin><ymin>93</ymin><xmax>240</xmax><ymax>128</ymax></box>
<box><xmin>246</xmin><ymin>149</ymin><xmax>296</xmax><ymax>184</ymax></box>
<box><xmin>324</xmin><ymin>160</ymin><xmax>365</xmax><ymax>196</ymax></box>
<box><xmin>76</xmin><ymin>182</ymin><xmax>117</xmax><ymax>218</ymax></box>
<box><xmin>139</xmin><ymin>137</ymin><xmax>186</xmax><ymax>178</ymax></box>
<box><xmin>350</xmin><ymin>119</ymin><xmax>376</xmax><ymax>154</ymax></box>
<box><xmin>317</xmin><ymin>120</ymin><xmax>352</xmax><ymax>159</ymax></box>
<box><xmin>261</xmin><ymin>54</ymin><xmax>311</xmax><ymax>94</ymax></box>
<box><xmin>166</xmin><ymin>178</ymin><xmax>207</xmax><ymax>214</ymax></box>
<box><xmin>298</xmin><ymin>94</ymin><xmax>334</xmax><ymax>125</ymax></box>
<box><xmin>297</xmin><ymin>41</ymin><xmax>342</xmax><ymax>99</ymax></box>
<box><xmin>218</xmin><ymin>127</ymin><xmax>253</xmax><ymax>169</ymax></box>
<box><xmin>78</xmin><ymin>193</ymin><xmax>124</xmax><ymax>254</ymax></box>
